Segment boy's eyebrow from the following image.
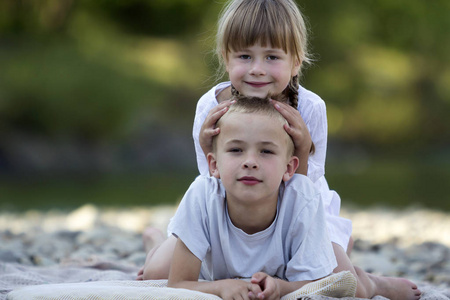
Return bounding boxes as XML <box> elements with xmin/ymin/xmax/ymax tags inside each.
<box><xmin>223</xmin><ymin>139</ymin><xmax>245</xmax><ymax>145</ymax></box>
<box><xmin>224</xmin><ymin>139</ymin><xmax>280</xmax><ymax>148</ymax></box>
<box><xmin>259</xmin><ymin>141</ymin><xmax>280</xmax><ymax>148</ymax></box>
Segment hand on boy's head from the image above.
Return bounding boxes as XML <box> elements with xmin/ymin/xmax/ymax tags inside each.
<box><xmin>271</xmin><ymin>100</ymin><xmax>313</xmax><ymax>155</ymax></box>
<box><xmin>200</xmin><ymin>99</ymin><xmax>236</xmax><ymax>157</ymax></box>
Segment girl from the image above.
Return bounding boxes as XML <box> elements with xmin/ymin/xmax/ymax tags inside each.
<box><xmin>138</xmin><ymin>1</ymin><xmax>420</xmax><ymax>299</ymax></box>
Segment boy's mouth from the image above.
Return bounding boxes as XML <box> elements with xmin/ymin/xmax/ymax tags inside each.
<box><xmin>238</xmin><ymin>176</ymin><xmax>262</xmax><ymax>185</ymax></box>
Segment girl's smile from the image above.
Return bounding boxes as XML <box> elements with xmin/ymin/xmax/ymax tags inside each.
<box><xmin>225</xmin><ymin>44</ymin><xmax>300</xmax><ymax>98</ymax></box>
<box><xmin>245</xmin><ymin>81</ymin><xmax>270</xmax><ymax>88</ymax></box>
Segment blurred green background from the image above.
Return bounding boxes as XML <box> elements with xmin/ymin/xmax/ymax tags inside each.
<box><xmin>0</xmin><ymin>0</ymin><xmax>449</xmax><ymax>211</ymax></box>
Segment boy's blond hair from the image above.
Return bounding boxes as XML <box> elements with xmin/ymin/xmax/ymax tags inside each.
<box><xmin>214</xmin><ymin>96</ymin><xmax>295</xmax><ymax>156</ymax></box>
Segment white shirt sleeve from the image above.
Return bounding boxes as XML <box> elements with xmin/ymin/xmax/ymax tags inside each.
<box><xmin>298</xmin><ymin>87</ymin><xmax>328</xmax><ymax>183</ymax></box>
<box><xmin>169</xmin><ymin>176</ymin><xmax>213</xmax><ymax>261</ymax></box>
<box><xmin>282</xmin><ymin>175</ymin><xmax>337</xmax><ymax>281</ymax></box>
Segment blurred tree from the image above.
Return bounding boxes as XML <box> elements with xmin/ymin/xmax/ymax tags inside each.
<box><xmin>0</xmin><ymin>0</ymin><xmax>448</xmax><ymax>168</ymax></box>
<box><xmin>301</xmin><ymin>0</ymin><xmax>450</xmax><ymax>149</ymax></box>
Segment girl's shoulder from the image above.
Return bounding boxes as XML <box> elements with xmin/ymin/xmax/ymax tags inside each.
<box><xmin>195</xmin><ymin>82</ymin><xmax>231</xmax><ymax>117</ymax></box>
<box><xmin>297</xmin><ymin>85</ymin><xmax>325</xmax><ymax>108</ymax></box>
<box><xmin>198</xmin><ymin>82</ymin><xmax>231</xmax><ymax>104</ymax></box>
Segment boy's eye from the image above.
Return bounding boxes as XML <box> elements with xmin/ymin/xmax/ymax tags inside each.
<box><xmin>261</xmin><ymin>149</ymin><xmax>274</xmax><ymax>154</ymax></box>
<box><xmin>229</xmin><ymin>148</ymin><xmax>242</xmax><ymax>153</ymax></box>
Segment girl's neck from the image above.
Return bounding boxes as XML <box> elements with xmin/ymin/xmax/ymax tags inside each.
<box><xmin>216</xmin><ymin>86</ymin><xmax>232</xmax><ymax>103</ymax></box>
<box><xmin>216</xmin><ymin>84</ymin><xmax>290</xmax><ymax>104</ymax></box>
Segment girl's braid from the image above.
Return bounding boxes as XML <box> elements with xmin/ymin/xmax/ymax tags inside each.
<box><xmin>287</xmin><ymin>75</ymin><xmax>315</xmax><ymax>154</ymax></box>
<box><xmin>287</xmin><ymin>75</ymin><xmax>299</xmax><ymax>110</ymax></box>
<box><xmin>231</xmin><ymin>84</ymin><xmax>239</xmax><ymax>97</ymax></box>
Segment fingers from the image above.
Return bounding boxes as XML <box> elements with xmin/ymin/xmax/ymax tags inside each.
<box><xmin>248</xmin><ymin>283</ymin><xmax>263</xmax><ymax>299</ymax></box>
<box><xmin>250</xmin><ymin>272</ymin><xmax>265</xmax><ymax>284</ymax></box>
<box><xmin>206</xmin><ymin>99</ymin><xmax>236</xmax><ymax>124</ymax></box>
<box><xmin>203</xmin><ymin>127</ymin><xmax>220</xmax><ymax>137</ymax></box>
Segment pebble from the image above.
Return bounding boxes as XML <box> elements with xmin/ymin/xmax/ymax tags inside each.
<box><xmin>0</xmin><ymin>204</ymin><xmax>449</xmax><ymax>289</ymax></box>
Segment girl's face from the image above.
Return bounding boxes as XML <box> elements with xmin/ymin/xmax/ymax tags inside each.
<box><xmin>225</xmin><ymin>44</ymin><xmax>300</xmax><ymax>98</ymax></box>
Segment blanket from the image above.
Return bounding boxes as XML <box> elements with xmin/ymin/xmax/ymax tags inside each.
<box><xmin>1</xmin><ymin>262</ymin><xmax>450</xmax><ymax>300</ymax></box>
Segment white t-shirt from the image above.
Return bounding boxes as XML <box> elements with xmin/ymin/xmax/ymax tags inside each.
<box><xmin>169</xmin><ymin>174</ymin><xmax>338</xmax><ymax>282</ymax></box>
<box><xmin>191</xmin><ymin>82</ymin><xmax>352</xmax><ymax>250</ymax></box>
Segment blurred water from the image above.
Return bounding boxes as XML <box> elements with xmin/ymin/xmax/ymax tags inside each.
<box><xmin>1</xmin><ymin>154</ymin><xmax>449</xmax><ymax>212</ymax></box>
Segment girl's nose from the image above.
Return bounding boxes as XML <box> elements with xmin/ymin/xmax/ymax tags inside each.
<box><xmin>249</xmin><ymin>60</ymin><xmax>266</xmax><ymax>76</ymax></box>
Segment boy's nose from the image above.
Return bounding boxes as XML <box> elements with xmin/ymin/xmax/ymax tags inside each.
<box><xmin>243</xmin><ymin>157</ymin><xmax>258</xmax><ymax>169</ymax></box>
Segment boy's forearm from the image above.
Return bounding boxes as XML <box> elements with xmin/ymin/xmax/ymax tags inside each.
<box><xmin>169</xmin><ymin>280</ymin><xmax>220</xmax><ymax>296</ymax></box>
<box><xmin>277</xmin><ymin>278</ymin><xmax>312</xmax><ymax>296</ymax></box>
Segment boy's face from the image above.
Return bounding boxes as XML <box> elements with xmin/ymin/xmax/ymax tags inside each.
<box><xmin>208</xmin><ymin>111</ymin><xmax>298</xmax><ymax>206</ymax></box>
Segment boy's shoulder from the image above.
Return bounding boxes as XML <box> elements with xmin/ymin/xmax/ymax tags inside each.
<box><xmin>282</xmin><ymin>174</ymin><xmax>320</xmax><ymax>203</ymax></box>
<box><xmin>188</xmin><ymin>175</ymin><xmax>225</xmax><ymax>198</ymax></box>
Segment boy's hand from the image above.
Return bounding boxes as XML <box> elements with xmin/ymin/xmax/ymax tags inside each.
<box><xmin>218</xmin><ymin>279</ymin><xmax>263</xmax><ymax>300</ymax></box>
<box><xmin>271</xmin><ymin>100</ymin><xmax>312</xmax><ymax>175</ymax></box>
<box><xmin>251</xmin><ymin>272</ymin><xmax>281</xmax><ymax>300</ymax></box>
<box><xmin>200</xmin><ymin>99</ymin><xmax>235</xmax><ymax>157</ymax></box>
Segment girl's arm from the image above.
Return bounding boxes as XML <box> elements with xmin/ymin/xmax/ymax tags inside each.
<box><xmin>168</xmin><ymin>238</ymin><xmax>262</xmax><ymax>300</ymax></box>
<box><xmin>198</xmin><ymin>99</ymin><xmax>235</xmax><ymax>160</ymax></box>
<box><xmin>272</xmin><ymin>101</ymin><xmax>312</xmax><ymax>175</ymax></box>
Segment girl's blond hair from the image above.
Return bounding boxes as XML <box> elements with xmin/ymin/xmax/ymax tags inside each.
<box><xmin>215</xmin><ymin>0</ymin><xmax>315</xmax><ymax>154</ymax></box>
<box><xmin>216</xmin><ymin>0</ymin><xmax>311</xmax><ymax>78</ymax></box>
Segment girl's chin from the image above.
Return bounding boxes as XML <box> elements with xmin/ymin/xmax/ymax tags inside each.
<box><xmin>242</xmin><ymin>90</ymin><xmax>271</xmax><ymax>99</ymax></box>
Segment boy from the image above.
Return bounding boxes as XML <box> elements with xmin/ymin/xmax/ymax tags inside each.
<box><xmin>167</xmin><ymin>97</ymin><xmax>337</xmax><ymax>299</ymax></box>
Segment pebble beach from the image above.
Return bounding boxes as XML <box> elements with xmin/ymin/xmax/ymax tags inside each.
<box><xmin>1</xmin><ymin>204</ymin><xmax>450</xmax><ymax>294</ymax></box>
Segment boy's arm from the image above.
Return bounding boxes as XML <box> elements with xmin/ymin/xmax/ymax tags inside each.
<box><xmin>251</xmin><ymin>272</ymin><xmax>314</xmax><ymax>298</ymax></box>
<box><xmin>168</xmin><ymin>238</ymin><xmax>262</xmax><ymax>299</ymax></box>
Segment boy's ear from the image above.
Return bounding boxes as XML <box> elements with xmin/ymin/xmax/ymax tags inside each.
<box><xmin>283</xmin><ymin>156</ymin><xmax>299</xmax><ymax>182</ymax></box>
<box><xmin>207</xmin><ymin>153</ymin><xmax>221</xmax><ymax>179</ymax></box>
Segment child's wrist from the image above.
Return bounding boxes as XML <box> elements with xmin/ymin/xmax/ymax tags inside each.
<box><xmin>295</xmin><ymin>146</ymin><xmax>310</xmax><ymax>157</ymax></box>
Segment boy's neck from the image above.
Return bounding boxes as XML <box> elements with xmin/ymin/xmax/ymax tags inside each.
<box><xmin>226</xmin><ymin>195</ymin><xmax>279</xmax><ymax>235</ymax></box>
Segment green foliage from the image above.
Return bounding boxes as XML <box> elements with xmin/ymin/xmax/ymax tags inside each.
<box><xmin>301</xmin><ymin>0</ymin><xmax>450</xmax><ymax>147</ymax></box>
<box><xmin>0</xmin><ymin>0</ymin><xmax>449</xmax><ymax>210</ymax></box>
<box><xmin>0</xmin><ymin>0</ymin><xmax>449</xmax><ymax>147</ymax></box>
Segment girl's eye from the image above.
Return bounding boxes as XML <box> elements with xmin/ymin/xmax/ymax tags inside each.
<box><xmin>239</xmin><ymin>55</ymin><xmax>251</xmax><ymax>60</ymax></box>
<box><xmin>229</xmin><ymin>148</ymin><xmax>242</xmax><ymax>153</ymax></box>
<box><xmin>267</xmin><ymin>55</ymin><xmax>279</xmax><ymax>61</ymax></box>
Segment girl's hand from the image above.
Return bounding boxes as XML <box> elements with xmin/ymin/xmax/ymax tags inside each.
<box><xmin>218</xmin><ymin>279</ymin><xmax>263</xmax><ymax>300</ymax></box>
<box><xmin>251</xmin><ymin>272</ymin><xmax>281</xmax><ymax>300</ymax></box>
<box><xmin>200</xmin><ymin>99</ymin><xmax>235</xmax><ymax>156</ymax></box>
<box><xmin>271</xmin><ymin>100</ymin><xmax>312</xmax><ymax>175</ymax></box>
